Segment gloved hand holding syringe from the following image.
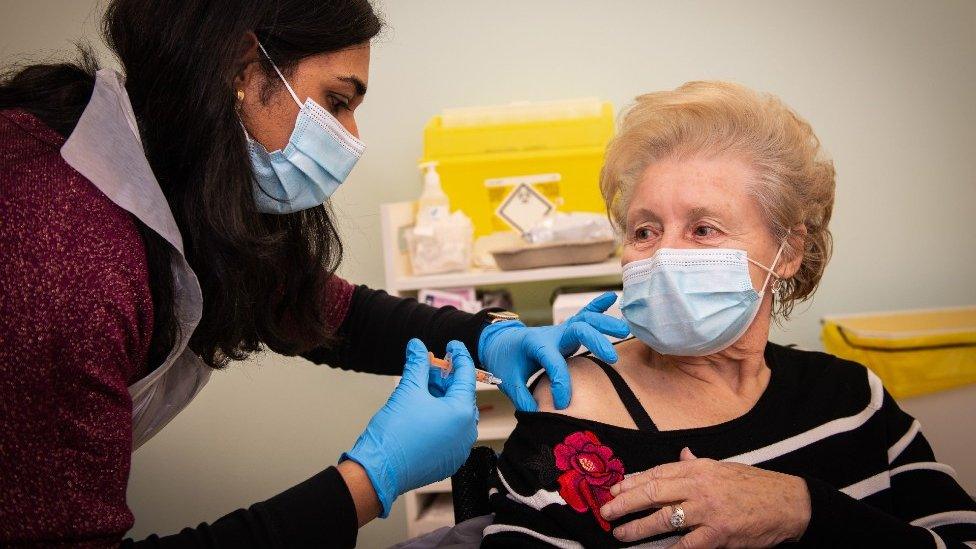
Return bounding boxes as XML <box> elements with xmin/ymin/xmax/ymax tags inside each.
<box><xmin>428</xmin><ymin>352</ymin><xmax>502</xmax><ymax>385</ymax></box>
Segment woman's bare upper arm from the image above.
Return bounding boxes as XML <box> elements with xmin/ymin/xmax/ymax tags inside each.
<box><xmin>531</xmin><ymin>356</ymin><xmax>635</xmax><ymax>428</ymax></box>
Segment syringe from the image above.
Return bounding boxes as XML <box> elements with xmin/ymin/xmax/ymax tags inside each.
<box><xmin>428</xmin><ymin>352</ymin><xmax>502</xmax><ymax>386</ymax></box>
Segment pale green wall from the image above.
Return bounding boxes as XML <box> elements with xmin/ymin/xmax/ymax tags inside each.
<box><xmin>3</xmin><ymin>1</ymin><xmax>974</xmax><ymax>546</ymax></box>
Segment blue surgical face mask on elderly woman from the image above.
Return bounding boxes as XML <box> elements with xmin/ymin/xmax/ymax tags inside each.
<box><xmin>245</xmin><ymin>42</ymin><xmax>366</xmax><ymax>214</ymax></box>
<box><xmin>620</xmin><ymin>242</ymin><xmax>786</xmax><ymax>356</ymax></box>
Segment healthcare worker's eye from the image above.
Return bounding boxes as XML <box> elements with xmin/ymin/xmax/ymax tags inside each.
<box><xmin>328</xmin><ymin>94</ymin><xmax>352</xmax><ymax>115</ymax></box>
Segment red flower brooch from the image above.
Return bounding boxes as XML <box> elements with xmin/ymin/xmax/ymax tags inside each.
<box><xmin>554</xmin><ymin>430</ymin><xmax>624</xmax><ymax>531</ymax></box>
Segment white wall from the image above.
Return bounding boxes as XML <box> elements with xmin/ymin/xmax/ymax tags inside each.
<box><xmin>3</xmin><ymin>1</ymin><xmax>974</xmax><ymax>546</ymax></box>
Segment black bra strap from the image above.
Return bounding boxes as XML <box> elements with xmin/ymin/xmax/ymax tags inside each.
<box><xmin>582</xmin><ymin>355</ymin><xmax>658</xmax><ymax>432</ymax></box>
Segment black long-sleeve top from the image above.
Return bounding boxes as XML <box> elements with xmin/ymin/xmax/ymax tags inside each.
<box><xmin>122</xmin><ymin>286</ymin><xmax>496</xmax><ymax>548</ymax></box>
<box><xmin>484</xmin><ymin>342</ymin><xmax>976</xmax><ymax>547</ymax></box>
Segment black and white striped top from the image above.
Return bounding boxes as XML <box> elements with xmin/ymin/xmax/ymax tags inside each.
<box><xmin>484</xmin><ymin>342</ymin><xmax>976</xmax><ymax>547</ymax></box>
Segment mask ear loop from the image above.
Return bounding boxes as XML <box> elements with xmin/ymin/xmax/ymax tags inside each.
<box><xmin>257</xmin><ymin>41</ymin><xmax>303</xmax><ymax>109</ymax></box>
<box><xmin>747</xmin><ymin>230</ymin><xmax>791</xmax><ymax>296</ymax></box>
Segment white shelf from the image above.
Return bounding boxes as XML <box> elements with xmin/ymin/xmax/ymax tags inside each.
<box><xmin>380</xmin><ymin>201</ymin><xmax>622</xmax><ymax>295</ymax></box>
<box><xmin>391</xmin><ymin>258</ymin><xmax>621</xmax><ymax>292</ymax></box>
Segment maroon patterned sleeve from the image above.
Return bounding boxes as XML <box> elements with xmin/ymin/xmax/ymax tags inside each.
<box><xmin>0</xmin><ymin>110</ymin><xmax>153</xmax><ymax>545</ymax></box>
<box><xmin>321</xmin><ymin>273</ymin><xmax>356</xmax><ymax>332</ymax></box>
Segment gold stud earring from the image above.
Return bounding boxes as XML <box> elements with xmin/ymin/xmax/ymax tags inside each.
<box><xmin>236</xmin><ymin>89</ymin><xmax>245</xmax><ymax>102</ymax></box>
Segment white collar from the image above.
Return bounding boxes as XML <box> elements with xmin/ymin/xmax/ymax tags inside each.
<box><xmin>61</xmin><ymin>69</ymin><xmax>186</xmax><ymax>255</ymax></box>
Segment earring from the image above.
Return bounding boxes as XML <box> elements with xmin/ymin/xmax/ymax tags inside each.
<box><xmin>236</xmin><ymin>89</ymin><xmax>245</xmax><ymax>102</ymax></box>
<box><xmin>773</xmin><ymin>279</ymin><xmax>787</xmax><ymax>301</ymax></box>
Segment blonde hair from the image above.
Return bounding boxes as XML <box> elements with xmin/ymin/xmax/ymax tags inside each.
<box><xmin>600</xmin><ymin>81</ymin><xmax>835</xmax><ymax>318</ymax></box>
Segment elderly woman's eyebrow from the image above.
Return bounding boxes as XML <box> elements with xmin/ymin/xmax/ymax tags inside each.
<box><xmin>629</xmin><ymin>207</ymin><xmax>662</xmax><ymax>224</ymax></box>
<box><xmin>688</xmin><ymin>206</ymin><xmax>722</xmax><ymax>220</ymax></box>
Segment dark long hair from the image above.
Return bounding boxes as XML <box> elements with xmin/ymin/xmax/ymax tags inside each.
<box><xmin>0</xmin><ymin>0</ymin><xmax>382</xmax><ymax>369</ymax></box>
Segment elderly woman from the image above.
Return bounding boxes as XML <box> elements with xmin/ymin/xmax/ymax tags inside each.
<box><xmin>483</xmin><ymin>81</ymin><xmax>976</xmax><ymax>547</ymax></box>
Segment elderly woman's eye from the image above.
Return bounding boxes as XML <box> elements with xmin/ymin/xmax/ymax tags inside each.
<box><xmin>634</xmin><ymin>227</ymin><xmax>653</xmax><ymax>241</ymax></box>
<box><xmin>693</xmin><ymin>225</ymin><xmax>718</xmax><ymax>237</ymax></box>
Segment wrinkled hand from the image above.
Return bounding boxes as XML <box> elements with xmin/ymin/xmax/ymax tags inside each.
<box><xmin>478</xmin><ymin>292</ymin><xmax>630</xmax><ymax>411</ymax></box>
<box><xmin>600</xmin><ymin>448</ymin><xmax>812</xmax><ymax>548</ymax></box>
<box><xmin>342</xmin><ymin>339</ymin><xmax>478</xmax><ymax>517</ymax></box>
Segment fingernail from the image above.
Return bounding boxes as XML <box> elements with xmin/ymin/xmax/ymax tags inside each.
<box><xmin>601</xmin><ymin>505</ymin><xmax>615</xmax><ymax>519</ymax></box>
<box><xmin>610</xmin><ymin>484</ymin><xmax>620</xmax><ymax>496</ymax></box>
<box><xmin>613</xmin><ymin>527</ymin><xmax>626</xmax><ymax>540</ymax></box>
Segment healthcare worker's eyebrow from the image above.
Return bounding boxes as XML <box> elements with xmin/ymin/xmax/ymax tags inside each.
<box><xmin>337</xmin><ymin>75</ymin><xmax>367</xmax><ymax>97</ymax></box>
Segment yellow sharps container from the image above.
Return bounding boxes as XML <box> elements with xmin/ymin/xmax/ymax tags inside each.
<box><xmin>822</xmin><ymin>306</ymin><xmax>976</xmax><ymax>398</ymax></box>
<box><xmin>421</xmin><ymin>99</ymin><xmax>615</xmax><ymax>237</ymax></box>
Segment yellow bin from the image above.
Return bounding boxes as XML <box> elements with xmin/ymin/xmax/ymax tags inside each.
<box><xmin>422</xmin><ymin>100</ymin><xmax>615</xmax><ymax>237</ymax></box>
<box><xmin>822</xmin><ymin>306</ymin><xmax>976</xmax><ymax>398</ymax></box>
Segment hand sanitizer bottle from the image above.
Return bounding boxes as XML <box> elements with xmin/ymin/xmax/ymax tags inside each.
<box><xmin>416</xmin><ymin>161</ymin><xmax>450</xmax><ymax>227</ymax></box>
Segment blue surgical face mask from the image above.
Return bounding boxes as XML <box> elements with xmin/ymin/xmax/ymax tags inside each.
<box><xmin>620</xmin><ymin>243</ymin><xmax>785</xmax><ymax>356</ymax></box>
<box><xmin>245</xmin><ymin>42</ymin><xmax>365</xmax><ymax>214</ymax></box>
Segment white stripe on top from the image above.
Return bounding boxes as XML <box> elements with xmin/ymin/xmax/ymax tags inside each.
<box><xmin>928</xmin><ymin>529</ymin><xmax>947</xmax><ymax>549</ymax></box>
<box><xmin>891</xmin><ymin>461</ymin><xmax>958</xmax><ymax>480</ymax></box>
<box><xmin>888</xmin><ymin>419</ymin><xmax>921</xmax><ymax>464</ymax></box>
<box><xmin>841</xmin><ymin>471</ymin><xmax>891</xmax><ymax>499</ymax></box>
<box><xmin>725</xmin><ymin>369</ymin><xmax>885</xmax><ymax>466</ymax></box>
<box><xmin>482</xmin><ymin>525</ymin><xmax>583</xmax><ymax>549</ymax></box>
<box><xmin>497</xmin><ymin>468</ymin><xmax>567</xmax><ymax>510</ymax></box>
<box><xmin>911</xmin><ymin>510</ymin><xmax>976</xmax><ymax>528</ymax></box>
<box><xmin>840</xmin><ymin>461</ymin><xmax>960</xmax><ymax>499</ymax></box>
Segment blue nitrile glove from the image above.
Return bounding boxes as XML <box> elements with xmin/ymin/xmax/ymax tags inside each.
<box><xmin>342</xmin><ymin>339</ymin><xmax>479</xmax><ymax>517</ymax></box>
<box><xmin>478</xmin><ymin>291</ymin><xmax>631</xmax><ymax>412</ymax></box>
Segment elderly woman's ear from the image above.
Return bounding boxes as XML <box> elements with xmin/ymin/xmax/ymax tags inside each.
<box><xmin>778</xmin><ymin>224</ymin><xmax>808</xmax><ymax>280</ymax></box>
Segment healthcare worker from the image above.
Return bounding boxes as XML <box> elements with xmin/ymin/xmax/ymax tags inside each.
<box><xmin>0</xmin><ymin>0</ymin><xmax>628</xmax><ymax>546</ymax></box>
